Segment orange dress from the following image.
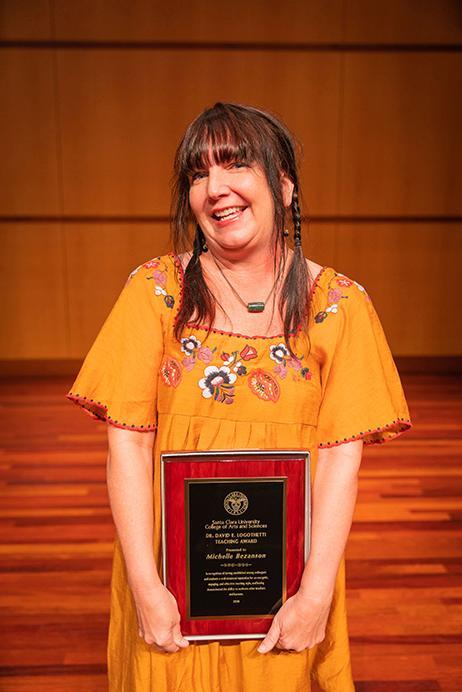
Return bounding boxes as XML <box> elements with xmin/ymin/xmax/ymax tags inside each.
<box><xmin>66</xmin><ymin>251</ymin><xmax>412</xmax><ymax>691</ymax></box>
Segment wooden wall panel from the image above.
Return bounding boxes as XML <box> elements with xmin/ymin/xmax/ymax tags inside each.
<box><xmin>65</xmin><ymin>223</ymin><xmax>337</xmax><ymax>358</ymax></box>
<box><xmin>52</xmin><ymin>0</ymin><xmax>344</xmax><ymax>42</ymax></box>
<box><xmin>303</xmin><ymin>223</ymin><xmax>337</xmax><ymax>271</ymax></box>
<box><xmin>0</xmin><ymin>224</ymin><xmax>68</xmax><ymax>358</ymax></box>
<box><xmin>345</xmin><ymin>0</ymin><xmax>462</xmax><ymax>44</ymax></box>
<box><xmin>0</xmin><ymin>221</ymin><xmax>455</xmax><ymax>360</ymax></box>
<box><xmin>65</xmin><ymin>223</ymin><xmax>170</xmax><ymax>356</ymax></box>
<box><xmin>56</xmin><ymin>49</ymin><xmax>341</xmax><ymax>215</ymax></box>
<box><xmin>0</xmin><ymin>0</ymin><xmax>52</xmax><ymax>40</ymax></box>
<box><xmin>2</xmin><ymin>0</ymin><xmax>459</xmax><ymax>46</ymax></box>
<box><xmin>49</xmin><ymin>0</ymin><xmax>462</xmax><ymax>45</ymax></box>
<box><xmin>340</xmin><ymin>52</ymin><xmax>462</xmax><ymax>215</ymax></box>
<box><xmin>332</xmin><ymin>223</ymin><xmax>462</xmax><ymax>355</ymax></box>
<box><xmin>1</xmin><ymin>2</ymin><xmax>461</xmax><ymax>364</ymax></box>
<box><xmin>0</xmin><ymin>50</ymin><xmax>60</xmax><ymax>215</ymax></box>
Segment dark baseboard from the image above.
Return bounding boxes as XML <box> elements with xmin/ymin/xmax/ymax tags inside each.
<box><xmin>0</xmin><ymin>360</ymin><xmax>83</xmax><ymax>378</ymax></box>
<box><xmin>0</xmin><ymin>357</ymin><xmax>461</xmax><ymax>378</ymax></box>
<box><xmin>394</xmin><ymin>356</ymin><xmax>462</xmax><ymax>374</ymax></box>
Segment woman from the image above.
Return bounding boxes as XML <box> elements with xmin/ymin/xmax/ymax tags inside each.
<box><xmin>67</xmin><ymin>102</ymin><xmax>412</xmax><ymax>691</ymax></box>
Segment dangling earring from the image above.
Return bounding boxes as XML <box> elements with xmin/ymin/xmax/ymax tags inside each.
<box><xmin>283</xmin><ymin>228</ymin><xmax>289</xmax><ymax>237</ymax></box>
<box><xmin>291</xmin><ymin>190</ymin><xmax>302</xmax><ymax>248</ymax></box>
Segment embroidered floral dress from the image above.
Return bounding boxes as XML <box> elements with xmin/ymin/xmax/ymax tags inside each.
<box><xmin>66</xmin><ymin>252</ymin><xmax>411</xmax><ymax>692</ymax></box>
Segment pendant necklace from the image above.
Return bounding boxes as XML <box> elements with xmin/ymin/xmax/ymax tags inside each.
<box><xmin>209</xmin><ymin>250</ymin><xmax>285</xmax><ymax>314</ymax></box>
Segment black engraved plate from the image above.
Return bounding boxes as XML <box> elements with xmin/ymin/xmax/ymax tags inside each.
<box><xmin>186</xmin><ymin>478</ymin><xmax>286</xmax><ymax>619</ymax></box>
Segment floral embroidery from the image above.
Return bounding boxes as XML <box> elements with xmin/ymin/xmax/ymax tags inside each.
<box><xmin>328</xmin><ymin>288</ymin><xmax>343</xmax><ymax>304</ymax></box>
<box><xmin>199</xmin><ymin>365</ymin><xmax>237</xmax><ymax>404</ymax></box>
<box><xmin>179</xmin><ymin>335</ymin><xmax>217</xmax><ymax>372</ymax></box>
<box><xmin>126</xmin><ymin>256</ymin><xmax>161</xmax><ymax>285</ymax></box>
<box><xmin>153</xmin><ymin>284</ymin><xmax>175</xmax><ymax>309</ymax></box>
<box><xmin>182</xmin><ymin>356</ymin><xmax>195</xmax><ymax>372</ymax></box>
<box><xmin>125</xmin><ymin>256</ymin><xmax>176</xmax><ymax>308</ymax></box>
<box><xmin>248</xmin><ymin>369</ymin><xmax>280</xmax><ymax>402</ymax></box>
<box><xmin>219</xmin><ymin>347</ymin><xmax>258</xmax><ymax>379</ymax></box>
<box><xmin>181</xmin><ymin>335</ymin><xmax>201</xmax><ymax>356</ymax></box>
<box><xmin>153</xmin><ymin>269</ymin><xmax>167</xmax><ymax>287</ymax></box>
<box><xmin>221</xmin><ymin>345</ymin><xmax>258</xmax><ymax>366</ymax></box>
<box><xmin>314</xmin><ymin>273</ymin><xmax>370</xmax><ymax>324</ymax></box>
<box><xmin>234</xmin><ymin>363</ymin><xmax>247</xmax><ymax>376</ymax></box>
<box><xmin>143</xmin><ymin>259</ymin><xmax>161</xmax><ymax>270</ymax></box>
<box><xmin>144</xmin><ymin>257</ymin><xmax>175</xmax><ymax>309</ymax></box>
<box><xmin>160</xmin><ymin>356</ymin><xmax>182</xmax><ymax>387</ymax></box>
<box><xmin>198</xmin><ymin>346</ymin><xmax>214</xmax><ymax>363</ymax></box>
<box><xmin>269</xmin><ymin>343</ymin><xmax>312</xmax><ymax>382</ymax></box>
<box><xmin>240</xmin><ymin>345</ymin><xmax>258</xmax><ymax>360</ymax></box>
<box><xmin>160</xmin><ymin>331</ymin><xmax>313</xmax><ymax>405</ymax></box>
<box><xmin>195</xmin><ymin>343</ymin><xmax>260</xmax><ymax>404</ymax></box>
<box><xmin>269</xmin><ymin>343</ymin><xmax>290</xmax><ymax>364</ymax></box>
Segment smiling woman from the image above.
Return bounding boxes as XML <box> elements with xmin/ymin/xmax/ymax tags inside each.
<box><xmin>66</xmin><ymin>102</ymin><xmax>412</xmax><ymax>692</ymax></box>
<box><xmin>171</xmin><ymin>103</ymin><xmax>309</xmax><ymax>356</ymax></box>
<box><xmin>188</xmin><ymin>158</ymin><xmax>291</xmax><ymax>250</ymax></box>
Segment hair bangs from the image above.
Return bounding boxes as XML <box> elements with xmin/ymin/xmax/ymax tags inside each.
<box><xmin>181</xmin><ymin>112</ymin><xmax>263</xmax><ymax>178</ymax></box>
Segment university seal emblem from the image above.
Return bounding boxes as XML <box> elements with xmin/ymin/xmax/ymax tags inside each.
<box><xmin>223</xmin><ymin>491</ymin><xmax>249</xmax><ymax>516</ymax></box>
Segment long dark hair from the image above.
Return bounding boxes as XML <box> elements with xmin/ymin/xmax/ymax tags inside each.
<box><xmin>170</xmin><ymin>102</ymin><xmax>312</xmax><ymax>358</ymax></box>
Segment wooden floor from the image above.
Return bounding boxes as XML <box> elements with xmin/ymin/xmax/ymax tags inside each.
<box><xmin>0</xmin><ymin>374</ymin><xmax>461</xmax><ymax>691</ymax></box>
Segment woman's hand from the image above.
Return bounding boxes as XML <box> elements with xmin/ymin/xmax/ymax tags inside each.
<box><xmin>257</xmin><ymin>589</ymin><xmax>333</xmax><ymax>654</ymax></box>
<box><xmin>132</xmin><ymin>582</ymin><xmax>190</xmax><ymax>653</ymax></box>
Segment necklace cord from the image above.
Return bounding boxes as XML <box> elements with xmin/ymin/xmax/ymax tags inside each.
<box><xmin>208</xmin><ymin>245</ymin><xmax>287</xmax><ymax>316</ymax></box>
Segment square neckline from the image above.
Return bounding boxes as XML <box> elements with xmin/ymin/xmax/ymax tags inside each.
<box><xmin>168</xmin><ymin>251</ymin><xmax>330</xmax><ymax>341</ymax></box>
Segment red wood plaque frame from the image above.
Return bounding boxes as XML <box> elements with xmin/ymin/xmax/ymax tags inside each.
<box><xmin>160</xmin><ymin>449</ymin><xmax>311</xmax><ymax>640</ymax></box>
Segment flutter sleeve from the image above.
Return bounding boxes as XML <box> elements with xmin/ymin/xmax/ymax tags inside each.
<box><xmin>315</xmin><ymin>274</ymin><xmax>412</xmax><ymax>448</ymax></box>
<box><xmin>66</xmin><ymin>260</ymin><xmax>164</xmax><ymax>432</ymax></box>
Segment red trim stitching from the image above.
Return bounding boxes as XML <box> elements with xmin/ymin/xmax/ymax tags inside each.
<box><xmin>66</xmin><ymin>392</ymin><xmax>157</xmax><ymax>433</ymax></box>
<box><xmin>168</xmin><ymin>250</ymin><xmax>330</xmax><ymax>340</ymax></box>
<box><xmin>317</xmin><ymin>418</ymin><xmax>413</xmax><ymax>449</ymax></box>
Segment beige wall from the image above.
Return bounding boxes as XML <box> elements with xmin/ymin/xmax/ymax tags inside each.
<box><xmin>1</xmin><ymin>0</ymin><xmax>461</xmax><ymax>361</ymax></box>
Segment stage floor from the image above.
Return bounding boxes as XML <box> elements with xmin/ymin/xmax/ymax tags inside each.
<box><xmin>0</xmin><ymin>373</ymin><xmax>461</xmax><ymax>691</ymax></box>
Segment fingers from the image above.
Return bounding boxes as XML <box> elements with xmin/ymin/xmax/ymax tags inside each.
<box><xmin>134</xmin><ymin>587</ymin><xmax>188</xmax><ymax>653</ymax></box>
<box><xmin>160</xmin><ymin>640</ymin><xmax>181</xmax><ymax>654</ymax></box>
<box><xmin>138</xmin><ymin>627</ymin><xmax>189</xmax><ymax>654</ymax></box>
<box><xmin>149</xmin><ymin>636</ymin><xmax>180</xmax><ymax>654</ymax></box>
<box><xmin>276</xmin><ymin>641</ymin><xmax>301</xmax><ymax>653</ymax></box>
<box><xmin>257</xmin><ymin>620</ymin><xmax>280</xmax><ymax>654</ymax></box>
<box><xmin>173</xmin><ymin>624</ymin><xmax>190</xmax><ymax>649</ymax></box>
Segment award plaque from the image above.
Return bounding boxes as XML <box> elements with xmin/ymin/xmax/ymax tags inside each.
<box><xmin>160</xmin><ymin>449</ymin><xmax>310</xmax><ymax>640</ymax></box>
